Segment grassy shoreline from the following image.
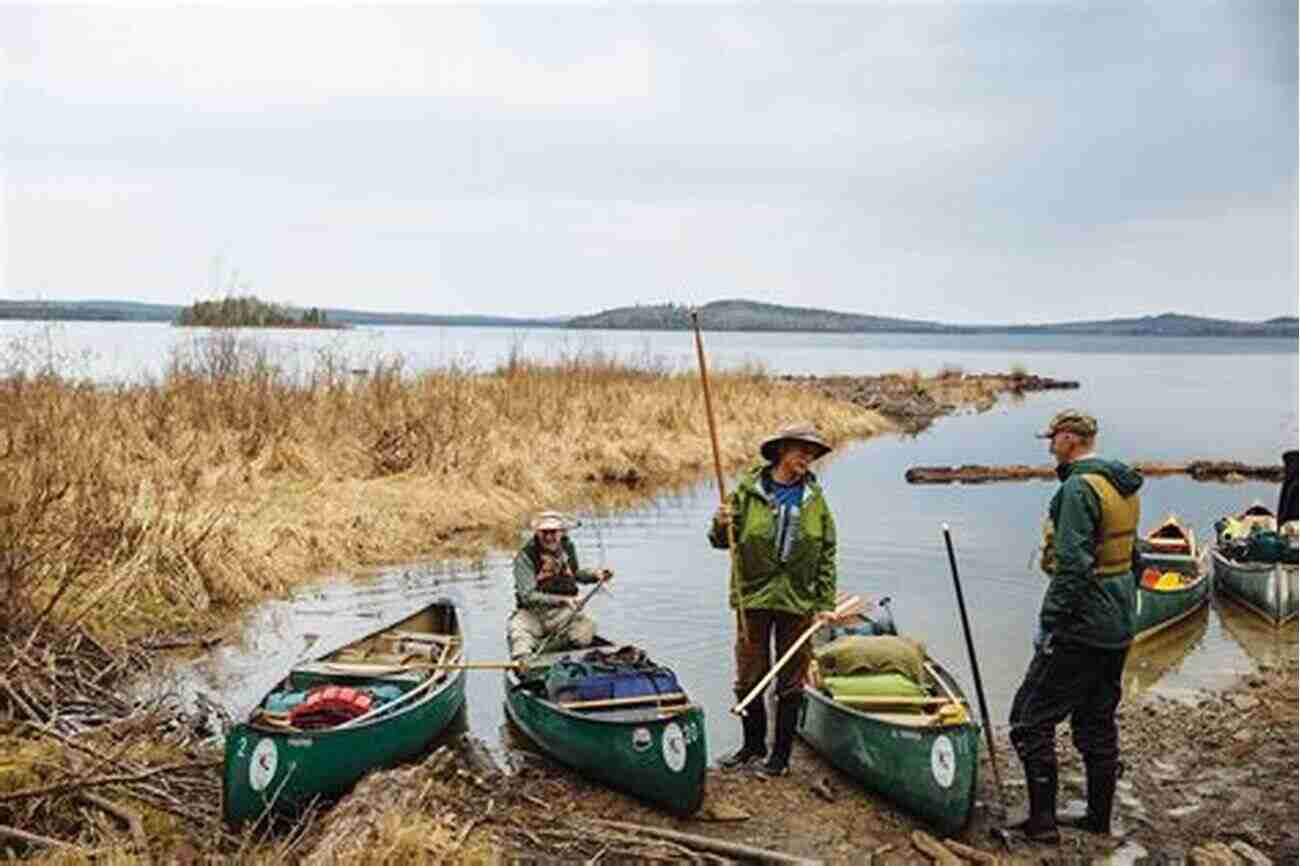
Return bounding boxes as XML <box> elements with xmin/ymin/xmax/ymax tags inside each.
<box><xmin>3</xmin><ymin>337</ymin><xmax>907</xmax><ymax>640</ymax></box>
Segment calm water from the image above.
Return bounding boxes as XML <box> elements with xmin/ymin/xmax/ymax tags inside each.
<box><xmin>21</xmin><ymin>322</ymin><xmax>1294</xmax><ymax>758</ymax></box>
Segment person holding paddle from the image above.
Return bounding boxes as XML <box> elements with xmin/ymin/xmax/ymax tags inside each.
<box><xmin>508</xmin><ymin>511</ymin><xmax>613</xmax><ymax>659</ymax></box>
<box><xmin>708</xmin><ymin>423</ymin><xmax>839</xmax><ymax>777</ymax></box>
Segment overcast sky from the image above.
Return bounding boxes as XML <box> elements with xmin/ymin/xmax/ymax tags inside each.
<box><xmin>2</xmin><ymin>2</ymin><xmax>1295</xmax><ymax>323</ymax></box>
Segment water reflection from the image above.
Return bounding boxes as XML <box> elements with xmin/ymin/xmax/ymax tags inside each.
<box><xmin>1122</xmin><ymin>606</ymin><xmax>1210</xmax><ymax>699</ymax></box>
<box><xmin>1215</xmin><ymin>596</ymin><xmax>1300</xmax><ymax>671</ymax></box>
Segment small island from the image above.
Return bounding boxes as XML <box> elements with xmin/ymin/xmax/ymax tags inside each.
<box><xmin>175</xmin><ymin>295</ymin><xmax>343</xmax><ymax>329</ymax></box>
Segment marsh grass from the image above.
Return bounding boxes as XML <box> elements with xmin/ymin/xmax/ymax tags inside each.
<box><xmin>1</xmin><ymin>331</ymin><xmax>889</xmax><ymax>638</ymax></box>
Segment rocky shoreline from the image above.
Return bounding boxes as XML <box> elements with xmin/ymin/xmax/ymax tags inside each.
<box><xmin>781</xmin><ymin>371</ymin><xmax>1080</xmax><ymax>434</ymax></box>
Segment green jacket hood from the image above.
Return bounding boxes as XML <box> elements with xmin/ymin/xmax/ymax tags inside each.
<box><xmin>1057</xmin><ymin>457</ymin><xmax>1143</xmax><ymax>497</ymax></box>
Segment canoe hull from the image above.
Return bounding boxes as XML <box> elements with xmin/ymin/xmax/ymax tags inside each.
<box><xmin>1134</xmin><ymin>554</ymin><xmax>1212</xmax><ymax>642</ymax></box>
<box><xmin>222</xmin><ymin>670</ymin><xmax>465</xmax><ymax>825</ymax></box>
<box><xmin>504</xmin><ymin>673</ymin><xmax>707</xmax><ymax>816</ymax></box>
<box><xmin>798</xmin><ymin>667</ymin><xmax>980</xmax><ymax>835</ymax></box>
<box><xmin>1212</xmin><ymin>551</ymin><xmax>1299</xmax><ymax>626</ymax></box>
<box><xmin>222</xmin><ymin>600</ymin><xmax>466</xmax><ymax>825</ymax></box>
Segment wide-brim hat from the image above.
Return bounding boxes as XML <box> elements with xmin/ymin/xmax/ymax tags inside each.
<box><xmin>760</xmin><ymin>423</ymin><xmax>832</xmax><ymax>463</ymax></box>
<box><xmin>530</xmin><ymin>511</ymin><xmax>570</xmax><ymax>532</ymax></box>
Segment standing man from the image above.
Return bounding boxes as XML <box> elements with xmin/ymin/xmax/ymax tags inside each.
<box><xmin>1001</xmin><ymin>410</ymin><xmax>1143</xmax><ymax>843</ymax></box>
<box><xmin>708</xmin><ymin>423</ymin><xmax>838</xmax><ymax>777</ymax></box>
<box><xmin>508</xmin><ymin>511</ymin><xmax>612</xmax><ymax>659</ymax></box>
<box><xmin>1278</xmin><ymin>447</ymin><xmax>1297</xmax><ymax>526</ymax></box>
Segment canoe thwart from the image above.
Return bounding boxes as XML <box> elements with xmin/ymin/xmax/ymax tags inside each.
<box><xmin>558</xmin><ymin>691</ymin><xmax>688</xmax><ymax>711</ymax></box>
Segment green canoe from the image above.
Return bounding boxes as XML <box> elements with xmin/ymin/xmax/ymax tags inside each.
<box><xmin>503</xmin><ymin>639</ymin><xmax>707</xmax><ymax>816</ymax></box>
<box><xmin>1133</xmin><ymin>514</ymin><xmax>1213</xmax><ymax>642</ymax></box>
<box><xmin>222</xmin><ymin>600</ymin><xmax>466</xmax><ymax>826</ymax></box>
<box><xmin>1211</xmin><ymin>504</ymin><xmax>1299</xmax><ymax>626</ymax></box>
<box><xmin>798</xmin><ymin>657</ymin><xmax>980</xmax><ymax>836</ymax></box>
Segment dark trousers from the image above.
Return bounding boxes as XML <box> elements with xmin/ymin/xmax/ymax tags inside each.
<box><xmin>733</xmin><ymin>609</ymin><xmax>811</xmax><ymax>700</ymax></box>
<box><xmin>1009</xmin><ymin>638</ymin><xmax>1128</xmax><ymax>772</ymax></box>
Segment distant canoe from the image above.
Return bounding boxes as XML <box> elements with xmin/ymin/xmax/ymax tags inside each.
<box><xmin>222</xmin><ymin>600</ymin><xmax>466</xmax><ymax>825</ymax></box>
<box><xmin>1211</xmin><ymin>504</ymin><xmax>1299</xmax><ymax>626</ymax></box>
<box><xmin>504</xmin><ymin>639</ymin><xmax>707</xmax><ymax>816</ymax></box>
<box><xmin>798</xmin><ymin>657</ymin><xmax>980</xmax><ymax>836</ymax></box>
<box><xmin>1133</xmin><ymin>515</ymin><xmax>1212</xmax><ymax>642</ymax></box>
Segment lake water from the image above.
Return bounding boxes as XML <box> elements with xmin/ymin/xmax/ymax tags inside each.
<box><xmin>12</xmin><ymin>321</ymin><xmax>1294</xmax><ymax>759</ymax></box>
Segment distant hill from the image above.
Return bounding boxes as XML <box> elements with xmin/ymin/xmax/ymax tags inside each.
<box><xmin>569</xmin><ymin>300</ymin><xmax>1299</xmax><ymax>337</ymax></box>
<box><xmin>2</xmin><ymin>297</ymin><xmax>1295</xmax><ymax>337</ymax></box>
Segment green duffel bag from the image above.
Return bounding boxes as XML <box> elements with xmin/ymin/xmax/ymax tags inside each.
<box><xmin>823</xmin><ymin>673</ymin><xmax>928</xmax><ymax>700</ymax></box>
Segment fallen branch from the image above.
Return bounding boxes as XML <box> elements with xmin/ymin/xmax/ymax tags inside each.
<box><xmin>0</xmin><ymin>761</ymin><xmax>219</xmax><ymax>802</ymax></box>
<box><xmin>906</xmin><ymin>460</ymin><xmax>1284</xmax><ymax>485</ymax></box>
<box><xmin>575</xmin><ymin>818</ymin><xmax>820</xmax><ymax>866</ymax></box>
<box><xmin>81</xmin><ymin>792</ymin><xmax>152</xmax><ymax>866</ymax></box>
<box><xmin>943</xmin><ymin>837</ymin><xmax>1003</xmax><ymax>865</ymax></box>
<box><xmin>0</xmin><ymin>823</ymin><xmax>90</xmax><ymax>854</ymax></box>
<box><xmin>911</xmin><ymin>830</ymin><xmax>962</xmax><ymax>866</ymax></box>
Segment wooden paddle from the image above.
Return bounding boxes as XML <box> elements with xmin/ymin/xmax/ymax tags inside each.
<box><xmin>525</xmin><ymin>574</ymin><xmax>611</xmax><ymax>664</ymax></box>
<box><xmin>730</xmin><ymin>592</ymin><xmax>865</xmax><ymax>716</ymax></box>
<box><xmin>690</xmin><ymin>308</ymin><xmax>746</xmax><ymax>643</ymax></box>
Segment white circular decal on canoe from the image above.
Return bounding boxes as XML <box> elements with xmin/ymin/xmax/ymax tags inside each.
<box><xmin>661</xmin><ymin>722</ymin><xmax>687</xmax><ymax>773</ymax></box>
<box><xmin>249</xmin><ymin>738</ymin><xmax>278</xmax><ymax>792</ymax></box>
<box><xmin>930</xmin><ymin>735</ymin><xmax>956</xmax><ymax>789</ymax></box>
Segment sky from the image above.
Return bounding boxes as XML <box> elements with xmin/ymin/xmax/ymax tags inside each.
<box><xmin>2</xmin><ymin>2</ymin><xmax>1296</xmax><ymax>324</ymax></box>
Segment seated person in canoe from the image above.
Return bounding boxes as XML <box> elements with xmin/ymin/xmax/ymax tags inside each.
<box><xmin>508</xmin><ymin>510</ymin><xmax>613</xmax><ymax>658</ymax></box>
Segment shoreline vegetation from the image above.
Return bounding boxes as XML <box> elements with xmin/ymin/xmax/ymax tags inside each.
<box><xmin>0</xmin><ymin>334</ymin><xmax>1291</xmax><ymax>863</ymax></box>
<box><xmin>2</xmin><ymin>296</ymin><xmax>1296</xmax><ymax>337</ymax></box>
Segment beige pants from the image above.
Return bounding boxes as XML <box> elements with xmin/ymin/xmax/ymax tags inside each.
<box><xmin>508</xmin><ymin>606</ymin><xmax>596</xmax><ymax>658</ymax></box>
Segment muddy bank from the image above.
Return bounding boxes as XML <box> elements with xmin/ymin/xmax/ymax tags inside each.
<box><xmin>458</xmin><ymin>651</ymin><xmax>1295</xmax><ymax>865</ymax></box>
<box><xmin>781</xmin><ymin>372</ymin><xmax>1080</xmax><ymax>434</ymax></box>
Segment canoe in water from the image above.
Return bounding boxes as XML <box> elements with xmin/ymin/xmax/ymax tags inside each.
<box><xmin>1133</xmin><ymin>514</ymin><xmax>1213</xmax><ymax>641</ymax></box>
<box><xmin>222</xmin><ymin>599</ymin><xmax>466</xmax><ymax>825</ymax></box>
<box><xmin>798</xmin><ymin>656</ymin><xmax>980</xmax><ymax>836</ymax></box>
<box><xmin>504</xmin><ymin>638</ymin><xmax>707</xmax><ymax>816</ymax></box>
<box><xmin>1211</xmin><ymin>504</ymin><xmax>1299</xmax><ymax>626</ymax></box>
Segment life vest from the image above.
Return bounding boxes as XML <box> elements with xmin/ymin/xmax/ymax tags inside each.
<box><xmin>1079</xmin><ymin>473</ymin><xmax>1140</xmax><ymax>576</ymax></box>
<box><xmin>287</xmin><ymin>685</ymin><xmax>374</xmax><ymax>729</ymax></box>
<box><xmin>1039</xmin><ymin>474</ymin><xmax>1139</xmax><ymax>577</ymax></box>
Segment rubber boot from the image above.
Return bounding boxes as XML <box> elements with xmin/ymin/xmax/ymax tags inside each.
<box><xmin>997</xmin><ymin>764</ymin><xmax>1061</xmax><ymax>844</ymax></box>
<box><xmin>756</xmin><ymin>694</ymin><xmax>801</xmax><ymax>778</ymax></box>
<box><xmin>718</xmin><ymin>701</ymin><xmax>766</xmax><ymax>770</ymax></box>
<box><xmin>1060</xmin><ymin>760</ymin><xmax>1120</xmax><ymax>835</ymax></box>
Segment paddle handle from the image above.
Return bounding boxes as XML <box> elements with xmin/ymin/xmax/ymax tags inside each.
<box><xmin>730</xmin><ymin>594</ymin><xmax>861</xmax><ymax>716</ymax></box>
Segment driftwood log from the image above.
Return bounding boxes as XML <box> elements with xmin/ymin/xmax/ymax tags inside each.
<box><xmin>906</xmin><ymin>460</ymin><xmax>1284</xmax><ymax>485</ymax></box>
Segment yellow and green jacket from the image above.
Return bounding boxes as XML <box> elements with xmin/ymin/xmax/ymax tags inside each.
<box><xmin>707</xmin><ymin>463</ymin><xmax>837</xmax><ymax>616</ymax></box>
<box><xmin>1040</xmin><ymin>457</ymin><xmax>1143</xmax><ymax>649</ymax></box>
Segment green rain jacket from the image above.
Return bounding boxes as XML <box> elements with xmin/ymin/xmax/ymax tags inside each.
<box><xmin>707</xmin><ymin>463</ymin><xmax>837</xmax><ymax>615</ymax></box>
<box><xmin>1040</xmin><ymin>457</ymin><xmax>1143</xmax><ymax>649</ymax></box>
<box><xmin>513</xmin><ymin>535</ymin><xmax>601</xmax><ymax>610</ymax></box>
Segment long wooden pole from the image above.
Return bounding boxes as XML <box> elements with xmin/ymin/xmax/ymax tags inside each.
<box><xmin>731</xmin><ymin>594</ymin><xmax>862</xmax><ymax>716</ymax></box>
<box><xmin>940</xmin><ymin>523</ymin><xmax>1008</xmax><ymax>818</ymax></box>
<box><xmin>691</xmin><ymin>308</ymin><xmax>746</xmax><ymax>642</ymax></box>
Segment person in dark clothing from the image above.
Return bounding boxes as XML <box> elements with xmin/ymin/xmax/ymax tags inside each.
<box><xmin>1278</xmin><ymin>449</ymin><xmax>1298</xmax><ymax>526</ymax></box>
<box><xmin>998</xmin><ymin>410</ymin><xmax>1143</xmax><ymax>844</ymax></box>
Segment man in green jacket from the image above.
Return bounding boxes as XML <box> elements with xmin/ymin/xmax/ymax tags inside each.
<box><xmin>508</xmin><ymin>512</ymin><xmax>612</xmax><ymax>659</ymax></box>
<box><xmin>1000</xmin><ymin>411</ymin><xmax>1142</xmax><ymax>843</ymax></box>
<box><xmin>709</xmin><ymin>423</ymin><xmax>838</xmax><ymax>777</ymax></box>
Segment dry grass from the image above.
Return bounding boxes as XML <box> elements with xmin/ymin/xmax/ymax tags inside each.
<box><xmin>1</xmin><ymin>331</ymin><xmax>890</xmax><ymax>639</ymax></box>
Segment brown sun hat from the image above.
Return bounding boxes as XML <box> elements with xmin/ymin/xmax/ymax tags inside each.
<box><xmin>1035</xmin><ymin>410</ymin><xmax>1098</xmax><ymax>439</ymax></box>
<box><xmin>760</xmin><ymin>423</ymin><xmax>832</xmax><ymax>463</ymax></box>
<box><xmin>530</xmin><ymin>511</ymin><xmax>569</xmax><ymax>532</ymax></box>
